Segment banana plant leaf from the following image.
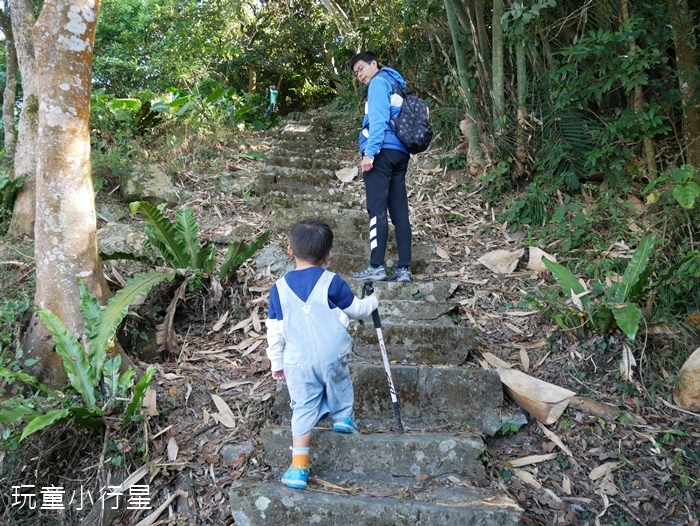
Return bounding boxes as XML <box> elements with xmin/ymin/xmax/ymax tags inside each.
<box><xmin>614</xmin><ymin>235</ymin><xmax>654</xmax><ymax>303</ymax></box>
<box><xmin>637</xmin><ymin>250</ymin><xmax>698</xmax><ymax>299</ymax></box>
<box><xmin>37</xmin><ymin>308</ymin><xmax>97</xmax><ymax>411</ymax></box>
<box><xmin>88</xmin><ymin>270</ymin><xmax>175</xmax><ymax>375</ymax></box>
<box><xmin>542</xmin><ymin>257</ymin><xmax>589</xmax><ymax>305</ymax></box>
<box><xmin>611</xmin><ymin>303</ymin><xmax>642</xmax><ymax>342</ymax></box>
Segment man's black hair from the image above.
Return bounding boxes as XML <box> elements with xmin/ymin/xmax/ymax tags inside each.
<box><xmin>289</xmin><ymin>219</ymin><xmax>333</xmax><ymax>263</ymax></box>
<box><xmin>349</xmin><ymin>51</ymin><xmax>380</xmax><ymax>72</ymax></box>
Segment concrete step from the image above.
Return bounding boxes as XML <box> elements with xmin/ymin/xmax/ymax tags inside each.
<box><xmin>363</xmin><ymin>300</ymin><xmax>460</xmax><ymax>325</ymax></box>
<box><xmin>259</xmin><ymin>165</ymin><xmax>337</xmax><ymax>181</ymax></box>
<box><xmin>265</xmin><ymin>152</ymin><xmax>341</xmax><ymax>171</ymax></box>
<box><xmin>346</xmin><ymin>280</ymin><xmax>461</xmax><ymax>302</ymax></box>
<box><xmin>272</xmin><ymin>364</ymin><xmax>502</xmax><ymax>435</ymax></box>
<box><xmin>270</xmin><ymin>140</ymin><xmax>328</xmax><ymax>153</ymax></box>
<box><xmin>229</xmin><ymin>481</ymin><xmax>522</xmax><ymax>525</ymax></box>
<box><xmin>328</xmin><ymin>242</ymin><xmax>435</xmax><ymax>276</ymax></box>
<box><xmin>349</xmin><ymin>320</ymin><xmax>475</xmax><ymax>365</ymax></box>
<box><xmin>253</xmin><ymin>172</ymin><xmax>339</xmax><ymax>196</ymax></box>
<box><xmin>261</xmin><ymin>426</ymin><xmax>487</xmax><ymax>485</ymax></box>
<box><xmin>269</xmin><ymin>205</ymin><xmax>368</xmax><ymax>238</ymax></box>
<box><xmin>265</xmin><ymin>192</ymin><xmax>361</xmax><ymax>210</ymax></box>
<box><xmin>278</xmin><ymin>123</ymin><xmax>320</xmax><ymax>141</ymax></box>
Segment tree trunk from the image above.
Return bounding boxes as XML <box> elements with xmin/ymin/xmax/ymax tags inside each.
<box><xmin>492</xmin><ymin>0</ymin><xmax>505</xmax><ymax>133</ymax></box>
<box><xmin>0</xmin><ymin>5</ymin><xmax>17</xmax><ymax>157</ymax></box>
<box><xmin>472</xmin><ymin>0</ymin><xmax>491</xmax><ymax>69</ymax></box>
<box><xmin>621</xmin><ymin>0</ymin><xmax>656</xmax><ymax>178</ymax></box>
<box><xmin>515</xmin><ymin>39</ymin><xmax>528</xmax><ymax>177</ymax></box>
<box><xmin>248</xmin><ymin>64</ymin><xmax>256</xmax><ymax>94</ymax></box>
<box><xmin>668</xmin><ymin>0</ymin><xmax>700</xmax><ymax>167</ymax></box>
<box><xmin>318</xmin><ymin>0</ymin><xmax>354</xmax><ymax>38</ymax></box>
<box><xmin>23</xmin><ymin>0</ymin><xmax>107</xmax><ymax>388</ymax></box>
<box><xmin>7</xmin><ymin>0</ymin><xmax>38</xmax><ymax>239</ymax></box>
<box><xmin>444</xmin><ymin>0</ymin><xmax>484</xmax><ymax>173</ymax></box>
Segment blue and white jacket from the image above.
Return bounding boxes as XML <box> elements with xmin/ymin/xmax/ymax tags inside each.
<box><xmin>359</xmin><ymin>67</ymin><xmax>410</xmax><ymax>159</ymax></box>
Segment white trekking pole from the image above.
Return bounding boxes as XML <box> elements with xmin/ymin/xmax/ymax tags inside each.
<box><xmin>363</xmin><ymin>282</ymin><xmax>404</xmax><ymax>434</ymax></box>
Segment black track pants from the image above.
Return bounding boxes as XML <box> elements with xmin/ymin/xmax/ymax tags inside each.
<box><xmin>362</xmin><ymin>149</ymin><xmax>411</xmax><ymax>268</ymax></box>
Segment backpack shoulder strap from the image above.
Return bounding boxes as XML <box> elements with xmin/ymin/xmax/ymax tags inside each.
<box><xmin>377</xmin><ymin>70</ymin><xmax>405</xmax><ymax>98</ymax></box>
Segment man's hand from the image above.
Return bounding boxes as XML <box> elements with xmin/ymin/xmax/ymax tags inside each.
<box><xmin>360</xmin><ymin>155</ymin><xmax>374</xmax><ymax>172</ymax></box>
<box><xmin>272</xmin><ymin>369</ymin><xmax>285</xmax><ymax>381</ymax></box>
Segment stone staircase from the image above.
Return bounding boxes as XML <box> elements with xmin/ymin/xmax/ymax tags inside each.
<box><xmin>229</xmin><ymin>117</ymin><xmax>523</xmax><ymax>525</ymax></box>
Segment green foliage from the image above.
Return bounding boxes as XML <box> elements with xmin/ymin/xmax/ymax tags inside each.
<box><xmin>219</xmin><ymin>230</ymin><xmax>271</xmax><ymax>281</ymax></box>
<box><xmin>502</xmin><ymin>182</ymin><xmax>552</xmax><ymax>229</ymax></box>
<box><xmin>528</xmin><ymin>236</ymin><xmax>698</xmax><ymax>341</ymax></box>
<box><xmin>645</xmin><ymin>165</ymin><xmax>700</xmax><ymax>210</ymax></box>
<box><xmin>0</xmin><ymin>172</ymin><xmax>26</xmax><ymax>235</ymax></box>
<box><xmin>0</xmin><ymin>297</ymin><xmax>31</xmax><ymax>370</ymax></box>
<box><xmin>0</xmin><ymin>271</ymin><xmax>173</xmax><ymax>442</ymax></box>
<box><xmin>499</xmin><ymin>421</ymin><xmax>520</xmax><ymax>436</ymax></box>
<box><xmin>127</xmin><ymin>201</ymin><xmax>269</xmax><ymax>284</ymax></box>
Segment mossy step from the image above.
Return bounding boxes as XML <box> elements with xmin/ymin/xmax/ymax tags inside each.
<box><xmin>265</xmin><ymin>153</ymin><xmax>341</xmax><ymax>171</ymax></box>
<box><xmin>349</xmin><ymin>321</ymin><xmax>475</xmax><ymax>365</ymax></box>
<box><xmin>229</xmin><ymin>481</ymin><xmax>522</xmax><ymax>525</ymax></box>
<box><xmin>272</xmin><ymin>364</ymin><xmax>501</xmax><ymax>435</ymax></box>
<box><xmin>261</xmin><ymin>426</ymin><xmax>487</xmax><ymax>485</ymax></box>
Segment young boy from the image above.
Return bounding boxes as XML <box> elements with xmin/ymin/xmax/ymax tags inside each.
<box><xmin>265</xmin><ymin>219</ymin><xmax>379</xmax><ymax>490</ymax></box>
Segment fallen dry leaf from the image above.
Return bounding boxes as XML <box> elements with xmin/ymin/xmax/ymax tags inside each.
<box><xmin>477</xmin><ymin>248</ymin><xmax>525</xmax><ymax>274</ymax></box>
<box><xmin>335</xmin><ymin>166</ymin><xmax>359</xmax><ymax>182</ymax></box>
<box><xmin>527</xmin><ymin>247</ymin><xmax>556</xmax><ymax>272</ymax></box>
<box><xmin>620</xmin><ymin>341</ymin><xmax>636</xmax><ymax>382</ymax></box>
<box><xmin>435</xmin><ymin>246</ymin><xmax>451</xmax><ymax>260</ymax></box>
<box><xmin>142</xmin><ymin>388</ymin><xmax>158</xmax><ymax>416</ymax></box>
<box><xmin>512</xmin><ymin>468</ymin><xmax>542</xmax><ymax>489</ymax></box>
<box><xmin>509</xmin><ymin>453</ymin><xmax>558</xmax><ymax>467</ymax></box>
<box><xmin>210</xmin><ymin>394</ymin><xmax>237</xmax><ymax>428</ymax></box>
<box><xmin>212</xmin><ymin>310</ymin><xmax>229</xmax><ymax>332</ymax></box>
<box><xmin>589</xmin><ymin>461</ymin><xmax>623</xmax><ymax>481</ymax></box>
<box><xmin>167</xmin><ymin>437</ymin><xmax>179</xmax><ymax>462</ymax></box>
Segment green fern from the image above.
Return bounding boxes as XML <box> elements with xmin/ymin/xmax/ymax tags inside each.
<box><xmin>88</xmin><ymin>270</ymin><xmax>175</xmax><ymax>373</ymax></box>
<box><xmin>37</xmin><ymin>308</ymin><xmax>99</xmax><ymax>411</ymax></box>
<box><xmin>0</xmin><ymin>270</ymin><xmax>174</xmax><ymax>441</ymax></box>
<box><xmin>219</xmin><ymin>229</ymin><xmax>271</xmax><ymax>281</ymax></box>
<box><xmin>175</xmin><ymin>207</ymin><xmax>203</xmax><ymax>267</ymax></box>
<box><xmin>130</xmin><ymin>201</ymin><xmax>190</xmax><ymax>269</ymax></box>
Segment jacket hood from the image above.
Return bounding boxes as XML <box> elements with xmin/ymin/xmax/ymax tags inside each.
<box><xmin>377</xmin><ymin>67</ymin><xmax>406</xmax><ymax>90</ymax></box>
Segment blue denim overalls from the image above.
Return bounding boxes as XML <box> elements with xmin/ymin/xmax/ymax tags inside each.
<box><xmin>276</xmin><ymin>270</ymin><xmax>354</xmax><ymax>437</ymax></box>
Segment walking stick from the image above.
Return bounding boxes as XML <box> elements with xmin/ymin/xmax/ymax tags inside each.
<box><xmin>363</xmin><ymin>282</ymin><xmax>404</xmax><ymax>434</ymax></box>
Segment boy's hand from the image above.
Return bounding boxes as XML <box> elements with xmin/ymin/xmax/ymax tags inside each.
<box><xmin>372</xmin><ymin>291</ymin><xmax>380</xmax><ymax>304</ymax></box>
<box><xmin>272</xmin><ymin>369</ymin><xmax>285</xmax><ymax>381</ymax></box>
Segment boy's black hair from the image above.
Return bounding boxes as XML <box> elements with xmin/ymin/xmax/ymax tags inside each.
<box><xmin>289</xmin><ymin>219</ymin><xmax>333</xmax><ymax>263</ymax></box>
<box><xmin>349</xmin><ymin>51</ymin><xmax>380</xmax><ymax>72</ymax></box>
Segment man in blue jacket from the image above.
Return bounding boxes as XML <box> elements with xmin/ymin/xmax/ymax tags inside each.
<box><xmin>349</xmin><ymin>51</ymin><xmax>412</xmax><ymax>284</ymax></box>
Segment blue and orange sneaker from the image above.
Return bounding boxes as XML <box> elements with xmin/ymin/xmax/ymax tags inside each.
<box><xmin>281</xmin><ymin>465</ymin><xmax>309</xmax><ymax>490</ymax></box>
<box><xmin>333</xmin><ymin>415</ymin><xmax>360</xmax><ymax>434</ymax></box>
